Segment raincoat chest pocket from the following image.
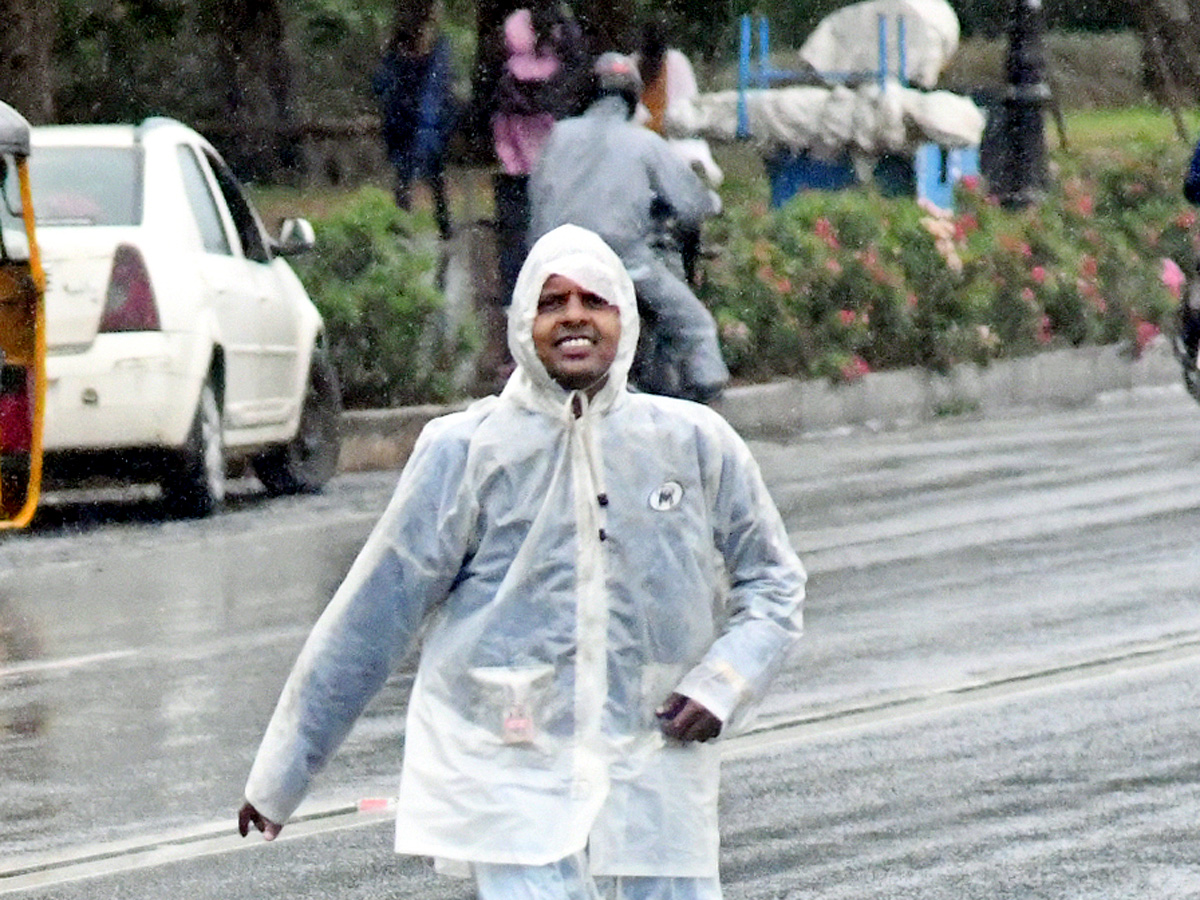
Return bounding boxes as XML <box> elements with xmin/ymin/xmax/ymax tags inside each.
<box><xmin>468</xmin><ymin>664</ymin><xmax>556</xmax><ymax>745</ymax></box>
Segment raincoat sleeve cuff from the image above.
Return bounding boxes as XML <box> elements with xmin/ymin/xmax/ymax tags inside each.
<box><xmin>674</xmin><ymin>659</ymin><xmax>751</xmax><ymax>725</ymax></box>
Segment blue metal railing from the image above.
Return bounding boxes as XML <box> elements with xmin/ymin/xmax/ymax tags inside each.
<box><xmin>736</xmin><ymin>12</ymin><xmax>910</xmax><ymax>139</ymax></box>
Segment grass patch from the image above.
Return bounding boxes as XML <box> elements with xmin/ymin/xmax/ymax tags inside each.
<box><xmin>1059</xmin><ymin>107</ymin><xmax>1200</xmax><ymax>154</ymax></box>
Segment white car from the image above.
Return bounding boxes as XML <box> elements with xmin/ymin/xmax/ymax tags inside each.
<box><xmin>3</xmin><ymin>117</ymin><xmax>341</xmax><ymax>516</ymax></box>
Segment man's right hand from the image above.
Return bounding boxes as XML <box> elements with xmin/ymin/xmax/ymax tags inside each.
<box><xmin>238</xmin><ymin>801</ymin><xmax>283</xmax><ymax>841</ymax></box>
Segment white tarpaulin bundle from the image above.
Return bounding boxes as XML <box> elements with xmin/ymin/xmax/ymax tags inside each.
<box><xmin>666</xmin><ymin>80</ymin><xmax>985</xmax><ymax>157</ymax></box>
<box><xmin>800</xmin><ymin>0</ymin><xmax>960</xmax><ymax>90</ymax></box>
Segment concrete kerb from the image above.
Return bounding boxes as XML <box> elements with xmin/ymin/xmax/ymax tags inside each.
<box><xmin>335</xmin><ymin>341</ymin><xmax>1185</xmax><ymax>473</ymax></box>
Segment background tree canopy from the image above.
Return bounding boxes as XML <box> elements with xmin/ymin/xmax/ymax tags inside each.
<box><xmin>0</xmin><ymin>0</ymin><xmax>1169</xmax><ymax>182</ymax></box>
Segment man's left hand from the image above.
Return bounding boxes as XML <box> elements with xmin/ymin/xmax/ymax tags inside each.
<box><xmin>656</xmin><ymin>692</ymin><xmax>722</xmax><ymax>742</ymax></box>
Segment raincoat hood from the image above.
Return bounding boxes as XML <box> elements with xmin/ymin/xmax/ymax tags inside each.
<box><xmin>506</xmin><ymin>224</ymin><xmax>640</xmax><ymax>413</ymax></box>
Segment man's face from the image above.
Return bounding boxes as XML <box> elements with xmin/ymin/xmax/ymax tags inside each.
<box><xmin>532</xmin><ymin>274</ymin><xmax>621</xmax><ymax>395</ymax></box>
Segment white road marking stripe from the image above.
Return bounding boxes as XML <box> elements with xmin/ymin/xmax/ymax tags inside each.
<box><xmin>5</xmin><ymin>636</ymin><xmax>1200</xmax><ymax>891</ymax></box>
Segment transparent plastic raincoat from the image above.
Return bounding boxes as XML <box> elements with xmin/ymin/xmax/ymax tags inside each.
<box><xmin>243</xmin><ymin>225</ymin><xmax>805</xmax><ymax>877</ymax></box>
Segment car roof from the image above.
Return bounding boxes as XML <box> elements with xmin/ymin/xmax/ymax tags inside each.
<box><xmin>30</xmin><ymin>117</ymin><xmax>204</xmax><ymax>150</ymax></box>
<box><xmin>0</xmin><ymin>101</ymin><xmax>31</xmax><ymax>156</ymax></box>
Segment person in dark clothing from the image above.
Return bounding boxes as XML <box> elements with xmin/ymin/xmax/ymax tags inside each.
<box><xmin>1178</xmin><ymin>138</ymin><xmax>1200</xmax><ymax>368</ymax></box>
<box><xmin>373</xmin><ymin>0</ymin><xmax>458</xmax><ymax>240</ymax></box>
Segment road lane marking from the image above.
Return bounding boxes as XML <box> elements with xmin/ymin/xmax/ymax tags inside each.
<box><xmin>723</xmin><ymin>634</ymin><xmax>1200</xmax><ymax>758</ymax></box>
<box><xmin>0</xmin><ymin>802</ymin><xmax>391</xmax><ymax>893</ymax></box>
<box><xmin>5</xmin><ymin>635</ymin><xmax>1200</xmax><ymax>892</ymax></box>
<box><xmin>0</xmin><ymin>650</ymin><xmax>138</xmax><ymax>679</ymax></box>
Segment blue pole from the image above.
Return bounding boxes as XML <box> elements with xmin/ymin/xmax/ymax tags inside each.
<box><xmin>877</xmin><ymin>14</ymin><xmax>888</xmax><ymax>86</ymax></box>
<box><xmin>738</xmin><ymin>14</ymin><xmax>751</xmax><ymax>139</ymax></box>
<box><xmin>898</xmin><ymin>15</ymin><xmax>908</xmax><ymax>86</ymax></box>
<box><xmin>759</xmin><ymin>15</ymin><xmax>770</xmax><ymax>88</ymax></box>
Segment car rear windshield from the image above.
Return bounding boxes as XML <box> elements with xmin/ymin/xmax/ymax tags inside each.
<box><xmin>3</xmin><ymin>146</ymin><xmax>142</xmax><ymax>227</ymax></box>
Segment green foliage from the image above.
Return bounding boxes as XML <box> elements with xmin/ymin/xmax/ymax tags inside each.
<box><xmin>291</xmin><ymin>187</ymin><xmax>476</xmax><ymax>409</ymax></box>
<box><xmin>701</xmin><ymin>140</ymin><xmax>1192</xmax><ymax>386</ymax></box>
<box><xmin>55</xmin><ymin>0</ymin><xmax>211</xmax><ymax>123</ymax></box>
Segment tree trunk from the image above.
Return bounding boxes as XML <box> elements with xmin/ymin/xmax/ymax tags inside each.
<box><xmin>0</xmin><ymin>0</ymin><xmax>56</xmax><ymax>124</ymax></box>
<box><xmin>1136</xmin><ymin>0</ymin><xmax>1200</xmax><ymax>114</ymax></box>
<box><xmin>464</xmin><ymin>0</ymin><xmax>520</xmax><ymax>162</ymax></box>
<box><xmin>202</xmin><ymin>0</ymin><xmax>297</xmax><ymax>181</ymax></box>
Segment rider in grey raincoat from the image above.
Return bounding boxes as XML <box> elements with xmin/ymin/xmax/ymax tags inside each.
<box><xmin>239</xmin><ymin>225</ymin><xmax>805</xmax><ymax>895</ymax></box>
<box><xmin>528</xmin><ymin>52</ymin><xmax>730</xmax><ymax>403</ymax></box>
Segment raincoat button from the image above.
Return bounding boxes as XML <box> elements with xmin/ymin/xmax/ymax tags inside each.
<box><xmin>598</xmin><ymin>529</ymin><xmax>607</xmax><ymax>541</ymax></box>
<box><xmin>597</xmin><ymin>493</ymin><xmax>609</xmax><ymax>506</ymax></box>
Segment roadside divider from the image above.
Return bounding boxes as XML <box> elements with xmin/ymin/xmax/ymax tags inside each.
<box><xmin>336</xmin><ymin>341</ymin><xmax>1183</xmax><ymax>473</ymax></box>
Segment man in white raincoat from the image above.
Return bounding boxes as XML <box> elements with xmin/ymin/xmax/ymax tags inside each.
<box><xmin>238</xmin><ymin>224</ymin><xmax>806</xmax><ymax>900</ymax></box>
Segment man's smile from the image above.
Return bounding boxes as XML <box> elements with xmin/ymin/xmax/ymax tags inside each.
<box><xmin>554</xmin><ymin>333</ymin><xmax>597</xmax><ymax>350</ymax></box>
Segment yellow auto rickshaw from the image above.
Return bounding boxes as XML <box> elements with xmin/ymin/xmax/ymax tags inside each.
<box><xmin>0</xmin><ymin>101</ymin><xmax>46</xmax><ymax>528</ymax></box>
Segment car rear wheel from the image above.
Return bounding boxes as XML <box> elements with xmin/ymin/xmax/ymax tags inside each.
<box><xmin>161</xmin><ymin>378</ymin><xmax>225</xmax><ymax>518</ymax></box>
<box><xmin>254</xmin><ymin>350</ymin><xmax>341</xmax><ymax>496</ymax></box>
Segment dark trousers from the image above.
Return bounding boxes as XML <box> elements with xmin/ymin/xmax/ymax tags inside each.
<box><xmin>394</xmin><ymin>157</ymin><xmax>451</xmax><ymax>240</ymax></box>
<box><xmin>493</xmin><ymin>173</ymin><xmax>530</xmax><ymax>306</ymax></box>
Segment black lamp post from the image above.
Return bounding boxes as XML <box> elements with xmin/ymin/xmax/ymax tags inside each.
<box><xmin>998</xmin><ymin>0</ymin><xmax>1050</xmax><ymax>208</ymax></box>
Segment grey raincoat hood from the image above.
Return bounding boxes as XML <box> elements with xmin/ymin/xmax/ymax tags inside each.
<box><xmin>243</xmin><ymin>226</ymin><xmax>805</xmax><ymax>878</ymax></box>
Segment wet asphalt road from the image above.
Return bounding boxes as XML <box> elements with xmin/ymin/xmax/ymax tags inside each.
<box><xmin>3</xmin><ymin>384</ymin><xmax>1200</xmax><ymax>898</ymax></box>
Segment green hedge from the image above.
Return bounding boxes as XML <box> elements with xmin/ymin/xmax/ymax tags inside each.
<box><xmin>702</xmin><ymin>141</ymin><xmax>1193</xmax><ymax>384</ymax></box>
<box><xmin>289</xmin><ymin>187</ymin><xmax>476</xmax><ymax>409</ymax></box>
<box><xmin>294</xmin><ymin>141</ymin><xmax>1196</xmax><ymax>407</ymax></box>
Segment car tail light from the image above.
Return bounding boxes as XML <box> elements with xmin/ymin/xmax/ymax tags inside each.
<box><xmin>100</xmin><ymin>244</ymin><xmax>160</xmax><ymax>332</ymax></box>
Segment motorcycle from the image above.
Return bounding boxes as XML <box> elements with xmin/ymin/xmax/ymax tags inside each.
<box><xmin>628</xmin><ymin>197</ymin><xmax>716</xmax><ymax>401</ymax></box>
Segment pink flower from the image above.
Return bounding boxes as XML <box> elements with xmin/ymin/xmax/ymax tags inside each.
<box><xmin>838</xmin><ymin>309</ymin><xmax>858</xmax><ymax>326</ymax></box>
<box><xmin>1177</xmin><ymin>211</ymin><xmax>1197</xmax><ymax>230</ymax></box>
<box><xmin>824</xmin><ymin>258</ymin><xmax>842</xmax><ymax>275</ymax></box>
<box><xmin>814</xmin><ymin>217</ymin><xmax>840</xmax><ymax>250</ymax></box>
<box><xmin>1079</xmin><ymin>281</ymin><xmax>1107</xmax><ymax>314</ymax></box>
<box><xmin>1031</xmin><ymin>265</ymin><xmax>1046</xmax><ymax>285</ymax></box>
<box><xmin>1133</xmin><ymin>318</ymin><xmax>1161</xmax><ymax>357</ymax></box>
<box><xmin>1161</xmin><ymin>257</ymin><xmax>1186</xmax><ymax>301</ymax></box>
<box><xmin>954</xmin><ymin>213</ymin><xmax>979</xmax><ymax>240</ymax></box>
<box><xmin>840</xmin><ymin>355</ymin><xmax>871</xmax><ymax>381</ymax></box>
<box><xmin>1080</xmin><ymin>255</ymin><xmax>1098</xmax><ymax>280</ymax></box>
<box><xmin>721</xmin><ymin>318</ymin><xmax>750</xmax><ymax>345</ymax></box>
<box><xmin>1022</xmin><ymin>287</ymin><xmax>1037</xmax><ymax>305</ymax></box>
<box><xmin>960</xmin><ymin>174</ymin><xmax>981</xmax><ymax>193</ymax></box>
<box><xmin>1036</xmin><ymin>315</ymin><xmax>1053</xmax><ymax>345</ymax></box>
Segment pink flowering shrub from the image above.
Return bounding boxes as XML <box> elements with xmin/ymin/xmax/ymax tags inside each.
<box><xmin>702</xmin><ymin>142</ymin><xmax>1190</xmax><ymax>383</ymax></box>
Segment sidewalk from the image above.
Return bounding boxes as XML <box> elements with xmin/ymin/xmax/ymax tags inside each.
<box><xmin>335</xmin><ymin>341</ymin><xmax>1185</xmax><ymax>473</ymax></box>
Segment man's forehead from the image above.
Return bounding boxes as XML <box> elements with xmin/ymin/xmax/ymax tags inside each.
<box><xmin>539</xmin><ymin>273</ymin><xmax>612</xmax><ymax>303</ymax></box>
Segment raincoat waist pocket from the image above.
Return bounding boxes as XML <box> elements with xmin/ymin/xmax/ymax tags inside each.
<box><xmin>468</xmin><ymin>664</ymin><xmax>556</xmax><ymax>745</ymax></box>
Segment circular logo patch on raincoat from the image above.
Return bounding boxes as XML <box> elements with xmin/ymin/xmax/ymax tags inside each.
<box><xmin>649</xmin><ymin>481</ymin><xmax>684</xmax><ymax>511</ymax></box>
